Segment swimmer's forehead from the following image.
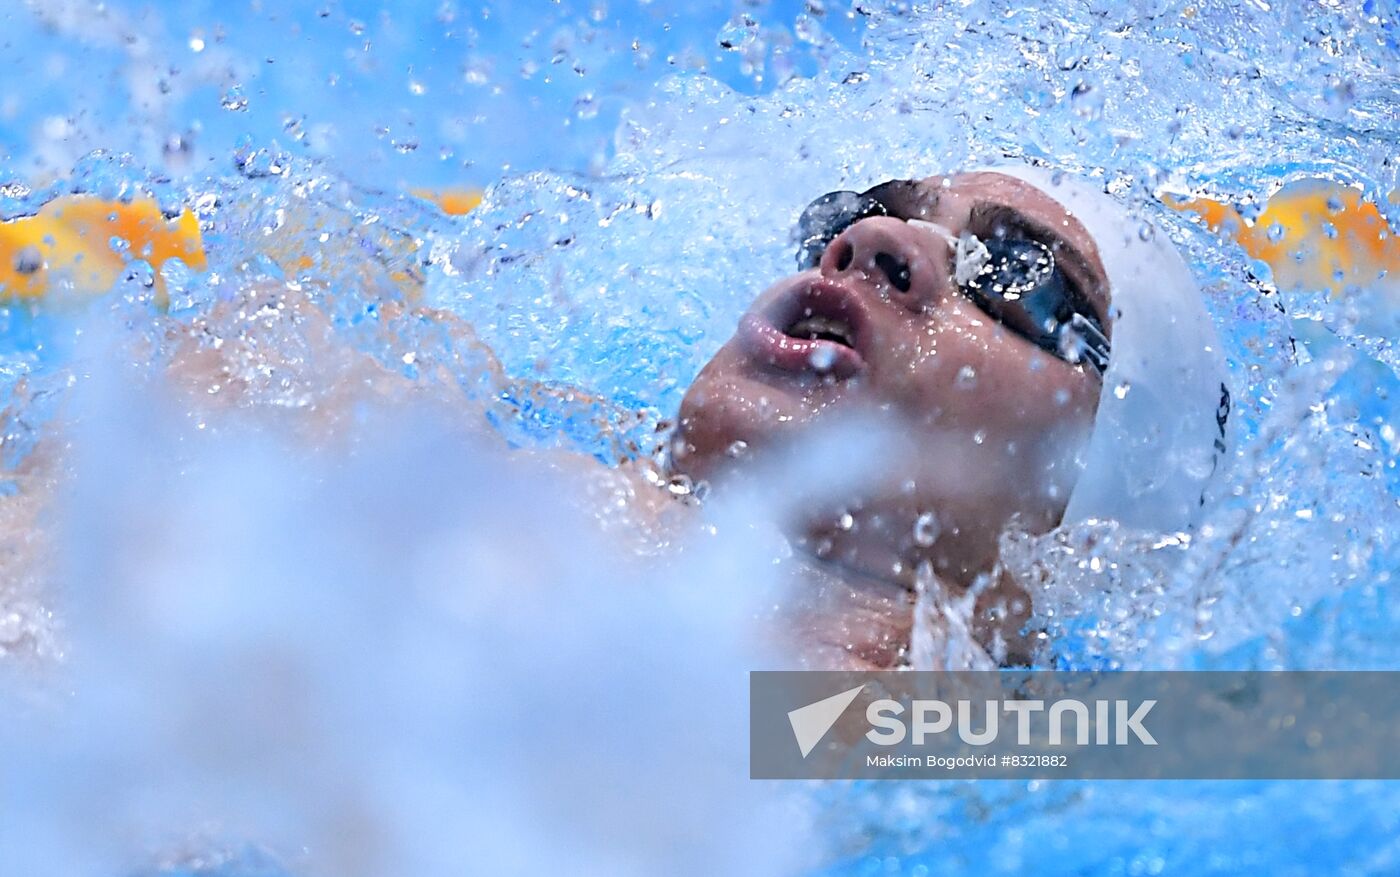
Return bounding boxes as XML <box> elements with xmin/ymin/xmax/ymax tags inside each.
<box><xmin>906</xmin><ymin>171</ymin><xmax>1112</xmax><ymax>322</ymax></box>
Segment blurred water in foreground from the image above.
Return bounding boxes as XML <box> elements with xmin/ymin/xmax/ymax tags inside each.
<box><xmin>1</xmin><ymin>0</ymin><xmax>1399</xmax><ymax>875</ymax></box>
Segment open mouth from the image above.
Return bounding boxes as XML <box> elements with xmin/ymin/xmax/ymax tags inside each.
<box><xmin>738</xmin><ymin>278</ymin><xmax>869</xmax><ymax>380</ymax></box>
<box><xmin>784</xmin><ymin>315</ymin><xmax>858</xmax><ymax>349</ymax></box>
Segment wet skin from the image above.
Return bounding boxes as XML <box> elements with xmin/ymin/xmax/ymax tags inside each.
<box><xmin>671</xmin><ymin>171</ymin><xmax>1113</xmax><ymax>666</ymax></box>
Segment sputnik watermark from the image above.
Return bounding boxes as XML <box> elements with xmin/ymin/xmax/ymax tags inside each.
<box><xmin>752</xmin><ymin>671</ymin><xmax>1400</xmax><ymax>779</ymax></box>
<box><xmin>786</xmin><ymin>682</ymin><xmax>1155</xmax><ymax>759</ymax></box>
<box><xmin>865</xmin><ymin>696</ymin><xmax>1156</xmax><ymax>747</ymax></box>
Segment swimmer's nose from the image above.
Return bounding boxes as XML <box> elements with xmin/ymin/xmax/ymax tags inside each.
<box><xmin>818</xmin><ymin>216</ymin><xmax>949</xmax><ymax>311</ymax></box>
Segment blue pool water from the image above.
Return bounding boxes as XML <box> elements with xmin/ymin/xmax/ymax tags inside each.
<box><xmin>1</xmin><ymin>1</ymin><xmax>1398</xmax><ymax>875</ymax></box>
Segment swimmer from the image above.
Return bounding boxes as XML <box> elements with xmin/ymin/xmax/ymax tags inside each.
<box><xmin>667</xmin><ymin>167</ymin><xmax>1232</xmax><ymax>669</ymax></box>
<box><xmin>159</xmin><ymin>166</ymin><xmax>1233</xmax><ymax>671</ymax></box>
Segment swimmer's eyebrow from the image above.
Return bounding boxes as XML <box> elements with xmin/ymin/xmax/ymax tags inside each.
<box><xmin>864</xmin><ymin>179</ymin><xmax>943</xmax><ymax>221</ymax></box>
<box><xmin>967</xmin><ymin>200</ymin><xmax>1110</xmax><ymax>326</ymax></box>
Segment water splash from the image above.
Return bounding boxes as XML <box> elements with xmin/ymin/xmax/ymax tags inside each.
<box><xmin>0</xmin><ymin>0</ymin><xmax>1397</xmax><ymax>875</ymax></box>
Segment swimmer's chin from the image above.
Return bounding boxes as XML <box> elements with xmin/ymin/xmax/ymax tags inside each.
<box><xmin>671</xmin><ymin>375</ymin><xmax>812</xmax><ymax>483</ymax></box>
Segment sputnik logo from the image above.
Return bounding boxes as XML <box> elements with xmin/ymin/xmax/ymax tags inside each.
<box><xmin>787</xmin><ymin>684</ymin><xmax>866</xmax><ymax>758</ymax></box>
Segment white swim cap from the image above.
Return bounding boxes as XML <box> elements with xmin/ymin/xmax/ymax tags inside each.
<box><xmin>981</xmin><ymin>164</ymin><xmax>1234</xmax><ymax>533</ymax></box>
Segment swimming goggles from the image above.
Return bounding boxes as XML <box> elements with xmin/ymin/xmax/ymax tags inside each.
<box><xmin>795</xmin><ymin>182</ymin><xmax>1111</xmax><ymax>375</ymax></box>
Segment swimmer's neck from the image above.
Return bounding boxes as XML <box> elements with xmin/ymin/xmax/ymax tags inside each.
<box><xmin>790</xmin><ymin>542</ymin><xmax>920</xmax><ymax>598</ymax></box>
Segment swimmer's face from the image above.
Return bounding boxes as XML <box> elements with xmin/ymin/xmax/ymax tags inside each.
<box><xmin>674</xmin><ymin>171</ymin><xmax>1112</xmax><ymax>594</ymax></box>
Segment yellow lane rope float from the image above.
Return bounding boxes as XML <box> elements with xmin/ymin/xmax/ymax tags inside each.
<box><xmin>1166</xmin><ymin>181</ymin><xmax>1398</xmax><ymax>294</ymax></box>
<box><xmin>413</xmin><ymin>189</ymin><xmax>483</xmax><ymax>216</ymax></box>
<box><xmin>0</xmin><ymin>195</ymin><xmax>206</xmax><ymax>301</ymax></box>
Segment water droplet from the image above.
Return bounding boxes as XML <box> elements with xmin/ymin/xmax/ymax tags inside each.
<box><xmin>717</xmin><ymin>14</ymin><xmax>757</xmax><ymax>50</ymax></box>
<box><xmin>1114</xmin><ymin>381</ymin><xmax>1132</xmax><ymax>400</ymax></box>
<box><xmin>955</xmin><ymin>365</ymin><xmax>978</xmax><ymax>388</ymax></box>
<box><xmin>913</xmin><ymin>512</ymin><xmax>941</xmax><ymax>547</ymax></box>
<box><xmin>573</xmin><ymin>93</ymin><xmax>599</xmax><ymax>120</ymax></box>
<box><xmin>221</xmin><ymin>87</ymin><xmax>249</xmax><ymax>112</ymax></box>
<box><xmin>1070</xmin><ymin>81</ymin><xmax>1103</xmax><ymax>120</ymax></box>
<box><xmin>126</xmin><ymin>261</ymin><xmax>156</xmax><ymax>289</ymax></box>
<box><xmin>1266</xmin><ymin>222</ymin><xmax>1286</xmax><ymax>242</ymax></box>
<box><xmin>667</xmin><ymin>474</ymin><xmax>695</xmax><ymax>496</ymax></box>
<box><xmin>837</xmin><ymin>510</ymin><xmax>855</xmax><ymax>531</ymax></box>
<box><xmin>725</xmin><ymin>440</ymin><xmax>749</xmax><ymax>459</ymax></box>
<box><xmin>1323</xmin><ymin>77</ymin><xmax>1355</xmax><ymax>107</ymax></box>
<box><xmin>12</xmin><ymin>246</ymin><xmax>42</xmax><ymax>275</ymax></box>
<box><xmin>1137</xmin><ymin>222</ymin><xmax>1154</xmax><ymax>242</ymax></box>
<box><xmin>795</xmin><ymin>13</ymin><xmax>823</xmax><ymax>44</ymax></box>
<box><xmin>463</xmin><ymin>59</ymin><xmax>491</xmax><ymax>86</ymax></box>
<box><xmin>162</xmin><ymin>132</ymin><xmax>193</xmax><ymax>166</ymax></box>
<box><xmin>408</xmin><ymin>80</ymin><xmax>426</xmax><ymax>96</ymax></box>
<box><xmin>808</xmin><ymin>345</ymin><xmax>837</xmax><ymax>371</ymax></box>
<box><xmin>188</xmin><ymin>35</ymin><xmax>205</xmax><ymax>52</ymax></box>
